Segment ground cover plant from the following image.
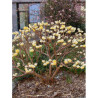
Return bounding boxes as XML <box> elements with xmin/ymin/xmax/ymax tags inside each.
<box><xmin>12</xmin><ymin>20</ymin><xmax>86</xmax><ymax>83</ymax></box>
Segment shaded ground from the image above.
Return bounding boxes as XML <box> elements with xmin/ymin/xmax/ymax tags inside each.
<box><xmin>13</xmin><ymin>71</ymin><xmax>85</xmax><ymax>98</ymax></box>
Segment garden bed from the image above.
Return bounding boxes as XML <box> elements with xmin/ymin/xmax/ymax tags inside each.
<box><xmin>13</xmin><ymin>70</ymin><xmax>85</xmax><ymax>98</ymax></box>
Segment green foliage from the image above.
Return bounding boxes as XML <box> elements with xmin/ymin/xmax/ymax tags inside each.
<box><xmin>66</xmin><ymin>75</ymin><xmax>72</xmax><ymax>83</ymax></box>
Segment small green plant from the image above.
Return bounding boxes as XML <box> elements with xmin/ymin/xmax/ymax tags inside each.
<box><xmin>66</xmin><ymin>75</ymin><xmax>72</xmax><ymax>83</ymax></box>
<box><xmin>12</xmin><ymin>21</ymin><xmax>86</xmax><ymax>83</ymax></box>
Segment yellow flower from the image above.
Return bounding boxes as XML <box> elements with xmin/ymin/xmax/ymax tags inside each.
<box><xmin>25</xmin><ymin>68</ymin><xmax>32</xmax><ymax>73</ymax></box>
<box><xmin>30</xmin><ymin>49</ymin><xmax>34</xmax><ymax>52</ymax></box>
<box><xmin>60</xmin><ymin>65</ymin><xmax>63</xmax><ymax>67</ymax></box>
<box><xmin>39</xmin><ymin>45</ymin><xmax>42</xmax><ymax>48</ymax></box>
<box><xmin>21</xmin><ymin>30</ymin><xmax>24</xmax><ymax>34</ymax></box>
<box><xmin>60</xmin><ymin>25</ymin><xmax>65</xmax><ymax>29</ymax></box>
<box><xmin>43</xmin><ymin>63</ymin><xmax>47</xmax><ymax>66</ymax></box>
<box><xmin>71</xmin><ymin>27</ymin><xmax>76</xmax><ymax>32</ymax></box>
<box><xmin>75</xmin><ymin>46</ymin><xmax>78</xmax><ymax>48</ymax></box>
<box><xmin>12</xmin><ymin>31</ymin><xmax>19</xmax><ymax>35</ymax></box>
<box><xmin>29</xmin><ymin>64</ymin><xmax>36</xmax><ymax>69</ymax></box>
<box><xmin>44</xmin><ymin>22</ymin><xmax>48</xmax><ymax>26</ymax></box>
<box><xmin>71</xmin><ymin>44</ymin><xmax>76</xmax><ymax>47</ymax></box>
<box><xmin>51</xmin><ymin>60</ymin><xmax>57</xmax><ymax>65</ymax></box>
<box><xmin>57</xmin><ymin>39</ymin><xmax>64</xmax><ymax>43</ymax></box>
<box><xmin>34</xmin><ymin>26</ymin><xmax>38</xmax><ymax>29</ymax></box>
<box><xmin>20</xmin><ymin>42</ymin><xmax>24</xmax><ymax>46</ymax></box>
<box><xmin>67</xmin><ymin>31</ymin><xmax>71</xmax><ymax>34</ymax></box>
<box><xmin>83</xmin><ymin>45</ymin><xmax>86</xmax><ymax>48</ymax></box>
<box><xmin>49</xmin><ymin>59</ymin><xmax>52</xmax><ymax>62</ymax></box>
<box><xmin>64</xmin><ymin>59</ymin><xmax>68</xmax><ymax>64</ymax></box>
<box><xmin>17</xmin><ymin>62</ymin><xmax>20</xmax><ymax>67</ymax></box>
<box><xmin>32</xmin><ymin>43</ymin><xmax>36</xmax><ymax>47</ymax></box>
<box><xmin>29</xmin><ymin>24</ymin><xmax>32</xmax><ymax>28</ymax></box>
<box><xmin>17</xmin><ymin>44</ymin><xmax>19</xmax><ymax>46</ymax></box>
<box><xmin>23</xmin><ymin>26</ymin><xmax>29</xmax><ymax>30</ymax></box>
<box><xmin>23</xmin><ymin>54</ymin><xmax>25</xmax><ymax>57</ymax></box>
<box><xmin>60</xmin><ymin>22</ymin><xmax>65</xmax><ymax>25</ymax></box>
<box><xmin>74</xmin><ymin>58</ymin><xmax>77</xmax><ymax>60</ymax></box>
<box><xmin>46</xmin><ymin>29</ymin><xmax>49</xmax><ymax>32</ymax></box>
<box><xmin>36</xmin><ymin>46</ymin><xmax>39</xmax><ymax>49</ymax></box>
<box><xmin>34</xmin><ymin>63</ymin><xmax>37</xmax><ymax>66</ymax></box>
<box><xmin>67</xmin><ymin>26</ymin><xmax>72</xmax><ymax>30</ymax></box>
<box><xmin>13</xmin><ymin>53</ymin><xmax>18</xmax><ymax>57</ymax></box>
<box><xmin>32</xmin><ymin>28</ymin><xmax>36</xmax><ymax>32</ymax></box>
<box><xmin>28</xmin><ymin>62</ymin><xmax>31</xmax><ymax>65</ymax></box>
<box><xmin>15</xmin><ymin>49</ymin><xmax>20</xmax><ymax>53</ymax></box>
<box><xmin>42</xmin><ymin>60</ymin><xmax>45</xmax><ymax>63</ymax></box>
<box><xmin>73</xmin><ymin>64</ymin><xmax>76</xmax><ymax>67</ymax></box>
<box><xmin>55</xmin><ymin>21</ymin><xmax>59</xmax><ymax>24</ymax></box>
<box><xmin>75</xmin><ymin>61</ymin><xmax>80</xmax><ymax>65</ymax></box>
<box><xmin>62</xmin><ymin>42</ymin><xmax>67</xmax><ymax>46</ymax></box>
<box><xmin>36</xmin><ymin>45</ymin><xmax>42</xmax><ymax>49</ymax></box>
<box><xmin>74</xmin><ymin>41</ymin><xmax>78</xmax><ymax>45</ymax></box>
<box><xmin>39</xmin><ymin>26</ymin><xmax>43</xmax><ymax>30</ymax></box>
<box><xmin>13</xmin><ymin>73</ymin><xmax>18</xmax><ymax>76</ymax></box>
<box><xmin>42</xmin><ymin>36</ymin><xmax>46</xmax><ymax>40</ymax></box>
<box><xmin>32</xmin><ymin>41</ymin><xmax>36</xmax><ymax>46</ymax></box>
<box><xmin>34</xmin><ymin>23</ymin><xmax>37</xmax><ymax>26</ymax></box>
<box><xmin>68</xmin><ymin>39</ymin><xmax>71</xmax><ymax>43</ymax></box>
<box><xmin>68</xmin><ymin>59</ymin><xmax>72</xmax><ymax>63</ymax></box>
<box><xmin>76</xmin><ymin>65</ymin><xmax>80</xmax><ymax>68</ymax></box>
<box><xmin>46</xmin><ymin>61</ymin><xmax>50</xmax><ymax>65</ymax></box>
<box><xmin>52</xmin><ymin>36</ymin><xmax>55</xmax><ymax>39</ymax></box>
<box><xmin>80</xmin><ymin>66</ymin><xmax>84</xmax><ymax>69</ymax></box>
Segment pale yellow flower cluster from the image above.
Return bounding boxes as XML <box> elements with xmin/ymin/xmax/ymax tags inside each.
<box><xmin>17</xmin><ymin>62</ymin><xmax>20</xmax><ymax>67</ymax></box>
<box><xmin>12</xmin><ymin>31</ymin><xmax>19</xmax><ymax>35</ymax></box>
<box><xmin>42</xmin><ymin>59</ymin><xmax>52</xmax><ymax>66</ymax></box>
<box><xmin>19</xmin><ymin>42</ymin><xmax>24</xmax><ymax>46</ymax></box>
<box><xmin>64</xmin><ymin>59</ymin><xmax>72</xmax><ymax>64</ymax></box>
<box><xmin>13</xmin><ymin>35</ymin><xmax>20</xmax><ymax>42</ymax></box>
<box><xmin>73</xmin><ymin>60</ymin><xmax>86</xmax><ymax>69</ymax></box>
<box><xmin>57</xmin><ymin>39</ymin><xmax>64</xmax><ymax>43</ymax></box>
<box><xmin>80</xmin><ymin>45</ymin><xmax>86</xmax><ymax>48</ymax></box>
<box><xmin>12</xmin><ymin>49</ymin><xmax>20</xmax><ymax>57</ymax></box>
<box><xmin>36</xmin><ymin>45</ymin><xmax>42</xmax><ymax>49</ymax></box>
<box><xmin>13</xmin><ymin>73</ymin><xmax>18</xmax><ymax>76</ymax></box>
<box><xmin>15</xmin><ymin>49</ymin><xmax>20</xmax><ymax>53</ymax></box>
<box><xmin>29</xmin><ymin>47</ymin><xmax>34</xmax><ymax>52</ymax></box>
<box><xmin>42</xmin><ymin>59</ymin><xmax>57</xmax><ymax>66</ymax></box>
<box><xmin>32</xmin><ymin>40</ymin><xmax>36</xmax><ymax>47</ymax></box>
<box><xmin>29</xmin><ymin>63</ymin><xmax>37</xmax><ymax>69</ymax></box>
<box><xmin>51</xmin><ymin>60</ymin><xmax>57</xmax><ymax>66</ymax></box>
<box><xmin>77</xmin><ymin>28</ymin><xmax>83</xmax><ymax>33</ymax></box>
<box><xmin>25</xmin><ymin>67</ymin><xmax>32</xmax><ymax>73</ymax></box>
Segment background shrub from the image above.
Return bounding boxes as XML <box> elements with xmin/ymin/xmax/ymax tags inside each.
<box><xmin>42</xmin><ymin>0</ymin><xmax>85</xmax><ymax>31</ymax></box>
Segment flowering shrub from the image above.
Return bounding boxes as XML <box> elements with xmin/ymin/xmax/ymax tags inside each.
<box><xmin>12</xmin><ymin>20</ymin><xmax>86</xmax><ymax>83</ymax></box>
<box><xmin>42</xmin><ymin>0</ymin><xmax>85</xmax><ymax>31</ymax></box>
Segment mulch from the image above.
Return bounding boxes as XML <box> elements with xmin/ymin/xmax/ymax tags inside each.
<box><xmin>13</xmin><ymin>71</ymin><xmax>85</xmax><ymax>98</ymax></box>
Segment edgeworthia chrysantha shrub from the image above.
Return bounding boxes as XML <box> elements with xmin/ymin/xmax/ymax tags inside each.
<box><xmin>12</xmin><ymin>20</ymin><xmax>86</xmax><ymax>83</ymax></box>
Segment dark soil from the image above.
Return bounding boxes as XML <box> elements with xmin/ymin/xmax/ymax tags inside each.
<box><xmin>13</xmin><ymin>71</ymin><xmax>85</xmax><ymax>98</ymax></box>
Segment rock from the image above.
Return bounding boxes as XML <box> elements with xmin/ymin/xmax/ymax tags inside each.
<box><xmin>53</xmin><ymin>92</ymin><xmax>62</xmax><ymax>97</ymax></box>
<box><xmin>47</xmin><ymin>85</ymin><xmax>51</xmax><ymax>88</ymax></box>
